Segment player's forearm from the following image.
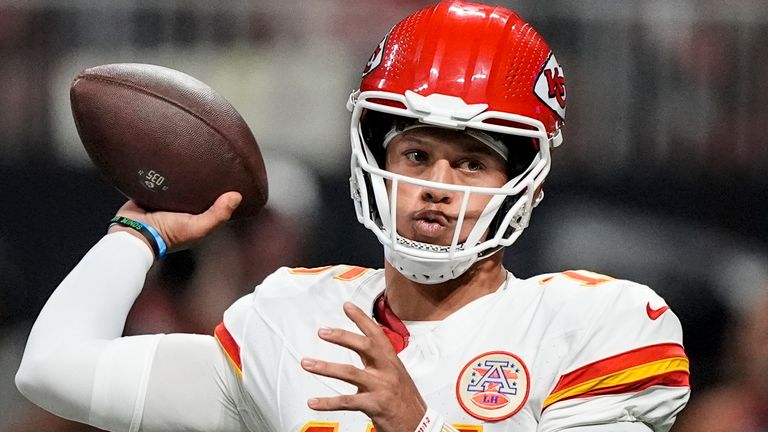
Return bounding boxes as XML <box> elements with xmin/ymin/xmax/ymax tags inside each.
<box><xmin>15</xmin><ymin>231</ymin><xmax>154</xmax><ymax>422</ymax></box>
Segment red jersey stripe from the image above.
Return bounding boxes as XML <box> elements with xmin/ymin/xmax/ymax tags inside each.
<box><xmin>214</xmin><ymin>322</ymin><xmax>242</xmax><ymax>375</ymax></box>
<box><xmin>563</xmin><ymin>369</ymin><xmax>690</xmax><ymax>400</ymax></box>
<box><xmin>552</xmin><ymin>343</ymin><xmax>686</xmax><ymax>392</ymax></box>
<box><xmin>543</xmin><ymin>343</ymin><xmax>689</xmax><ymax>409</ymax></box>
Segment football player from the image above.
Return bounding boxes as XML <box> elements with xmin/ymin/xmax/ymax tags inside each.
<box><xmin>16</xmin><ymin>2</ymin><xmax>689</xmax><ymax>431</ymax></box>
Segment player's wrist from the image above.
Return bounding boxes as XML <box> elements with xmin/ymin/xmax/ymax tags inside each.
<box><xmin>108</xmin><ymin>225</ymin><xmax>150</xmax><ymax>247</ymax></box>
<box><xmin>107</xmin><ymin>216</ymin><xmax>167</xmax><ymax>259</ymax></box>
<box><xmin>414</xmin><ymin>407</ymin><xmax>453</xmax><ymax>432</ymax></box>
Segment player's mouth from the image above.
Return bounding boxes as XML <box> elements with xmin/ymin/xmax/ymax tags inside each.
<box><xmin>411</xmin><ymin>210</ymin><xmax>451</xmax><ymax>239</ymax></box>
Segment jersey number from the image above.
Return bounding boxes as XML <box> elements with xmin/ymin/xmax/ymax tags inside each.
<box><xmin>540</xmin><ymin>270</ymin><xmax>614</xmax><ymax>286</ymax></box>
<box><xmin>289</xmin><ymin>265</ymin><xmax>369</xmax><ymax>281</ymax></box>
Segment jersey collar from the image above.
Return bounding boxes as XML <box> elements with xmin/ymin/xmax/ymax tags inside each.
<box><xmin>373</xmin><ymin>293</ymin><xmax>410</xmax><ymax>353</ymax></box>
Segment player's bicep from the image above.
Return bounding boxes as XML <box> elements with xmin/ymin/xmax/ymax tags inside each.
<box><xmin>537</xmin><ymin>280</ymin><xmax>690</xmax><ymax>432</ymax></box>
<box><xmin>538</xmin><ymin>386</ymin><xmax>689</xmax><ymax>432</ymax></box>
<box><xmin>139</xmin><ymin>333</ymin><xmax>245</xmax><ymax>432</ymax></box>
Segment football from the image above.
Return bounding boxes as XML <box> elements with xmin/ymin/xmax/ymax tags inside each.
<box><xmin>70</xmin><ymin>63</ymin><xmax>268</xmax><ymax>220</ymax></box>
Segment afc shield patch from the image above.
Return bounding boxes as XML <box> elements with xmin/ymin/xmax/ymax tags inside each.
<box><xmin>455</xmin><ymin>351</ymin><xmax>530</xmax><ymax>422</ymax></box>
<box><xmin>534</xmin><ymin>52</ymin><xmax>566</xmax><ymax>120</ymax></box>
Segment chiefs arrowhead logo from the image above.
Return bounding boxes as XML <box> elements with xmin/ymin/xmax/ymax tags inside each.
<box><xmin>362</xmin><ymin>29</ymin><xmax>391</xmax><ymax>77</ymax></box>
<box><xmin>534</xmin><ymin>52</ymin><xmax>566</xmax><ymax>120</ymax></box>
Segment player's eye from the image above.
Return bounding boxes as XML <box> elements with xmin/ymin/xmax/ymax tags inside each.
<box><xmin>404</xmin><ymin>150</ymin><xmax>428</xmax><ymax>164</ymax></box>
<box><xmin>457</xmin><ymin>159</ymin><xmax>485</xmax><ymax>172</ymax></box>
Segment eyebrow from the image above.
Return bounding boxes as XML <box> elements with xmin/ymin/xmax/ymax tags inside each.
<box><xmin>397</xmin><ymin>134</ymin><xmax>492</xmax><ymax>151</ymax></box>
<box><xmin>461</xmin><ymin>142</ymin><xmax>500</xmax><ymax>157</ymax></box>
<box><xmin>392</xmin><ymin>132</ymin><xmax>506</xmax><ymax>164</ymax></box>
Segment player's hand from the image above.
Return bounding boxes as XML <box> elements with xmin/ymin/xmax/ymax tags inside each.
<box><xmin>301</xmin><ymin>302</ymin><xmax>427</xmax><ymax>432</ymax></box>
<box><xmin>108</xmin><ymin>191</ymin><xmax>242</xmax><ymax>253</ymax></box>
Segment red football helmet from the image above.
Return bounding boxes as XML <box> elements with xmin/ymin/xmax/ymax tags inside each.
<box><xmin>347</xmin><ymin>1</ymin><xmax>566</xmax><ymax>283</ymax></box>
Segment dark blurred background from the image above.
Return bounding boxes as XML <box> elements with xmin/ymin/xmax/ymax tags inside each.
<box><xmin>1</xmin><ymin>1</ymin><xmax>766</xmax><ymax>430</ymax></box>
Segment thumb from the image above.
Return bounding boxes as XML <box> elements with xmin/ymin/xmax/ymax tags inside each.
<box><xmin>191</xmin><ymin>191</ymin><xmax>242</xmax><ymax>233</ymax></box>
<box><xmin>215</xmin><ymin>191</ymin><xmax>243</xmax><ymax>219</ymax></box>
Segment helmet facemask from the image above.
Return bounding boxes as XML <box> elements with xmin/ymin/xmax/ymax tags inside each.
<box><xmin>348</xmin><ymin>90</ymin><xmax>555</xmax><ymax>284</ymax></box>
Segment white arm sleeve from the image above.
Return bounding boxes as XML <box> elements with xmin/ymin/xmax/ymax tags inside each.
<box><xmin>15</xmin><ymin>232</ymin><xmax>245</xmax><ymax>432</ymax></box>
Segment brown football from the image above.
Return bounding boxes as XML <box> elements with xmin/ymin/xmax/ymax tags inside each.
<box><xmin>70</xmin><ymin>63</ymin><xmax>268</xmax><ymax>219</ymax></box>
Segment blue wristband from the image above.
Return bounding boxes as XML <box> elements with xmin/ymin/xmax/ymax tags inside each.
<box><xmin>109</xmin><ymin>216</ymin><xmax>168</xmax><ymax>259</ymax></box>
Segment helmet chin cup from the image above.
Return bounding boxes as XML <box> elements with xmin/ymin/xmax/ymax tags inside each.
<box><xmin>384</xmin><ymin>243</ymin><xmax>478</xmax><ymax>284</ymax></box>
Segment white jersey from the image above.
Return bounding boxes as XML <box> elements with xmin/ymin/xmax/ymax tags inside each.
<box><xmin>216</xmin><ymin>265</ymin><xmax>689</xmax><ymax>432</ymax></box>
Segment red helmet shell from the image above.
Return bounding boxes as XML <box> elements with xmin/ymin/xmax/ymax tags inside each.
<box><xmin>359</xmin><ymin>1</ymin><xmax>565</xmax><ymax>135</ymax></box>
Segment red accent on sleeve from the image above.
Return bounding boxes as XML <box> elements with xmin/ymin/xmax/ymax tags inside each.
<box><xmin>214</xmin><ymin>322</ymin><xmax>242</xmax><ymax>373</ymax></box>
<box><xmin>560</xmin><ymin>369</ymin><xmax>691</xmax><ymax>401</ymax></box>
<box><xmin>543</xmin><ymin>343</ymin><xmax>689</xmax><ymax>410</ymax></box>
<box><xmin>551</xmin><ymin>343</ymin><xmax>687</xmax><ymax>392</ymax></box>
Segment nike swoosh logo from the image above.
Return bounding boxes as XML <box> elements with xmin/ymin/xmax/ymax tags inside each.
<box><xmin>646</xmin><ymin>302</ymin><xmax>670</xmax><ymax>320</ymax></box>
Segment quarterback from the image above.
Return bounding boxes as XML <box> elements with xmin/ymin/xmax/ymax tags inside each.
<box><xmin>16</xmin><ymin>2</ymin><xmax>689</xmax><ymax>432</ymax></box>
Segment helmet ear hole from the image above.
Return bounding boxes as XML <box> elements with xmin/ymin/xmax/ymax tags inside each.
<box><xmin>503</xmin><ymin>135</ymin><xmax>539</xmax><ymax>179</ymax></box>
<box><xmin>363</xmin><ymin>170</ymin><xmax>383</xmax><ymax>227</ymax></box>
<box><xmin>486</xmin><ymin>195</ymin><xmax>519</xmax><ymax>241</ymax></box>
<box><xmin>360</xmin><ymin>110</ymin><xmax>407</xmax><ymax>169</ymax></box>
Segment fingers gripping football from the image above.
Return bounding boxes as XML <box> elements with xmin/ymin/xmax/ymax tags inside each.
<box><xmin>109</xmin><ymin>191</ymin><xmax>242</xmax><ymax>253</ymax></box>
<box><xmin>301</xmin><ymin>303</ymin><xmax>427</xmax><ymax>432</ymax></box>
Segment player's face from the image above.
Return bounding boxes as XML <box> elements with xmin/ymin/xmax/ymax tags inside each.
<box><xmin>385</xmin><ymin>128</ymin><xmax>508</xmax><ymax>246</ymax></box>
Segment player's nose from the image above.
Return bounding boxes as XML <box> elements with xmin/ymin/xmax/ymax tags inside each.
<box><xmin>420</xmin><ymin>161</ymin><xmax>455</xmax><ymax>204</ymax></box>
